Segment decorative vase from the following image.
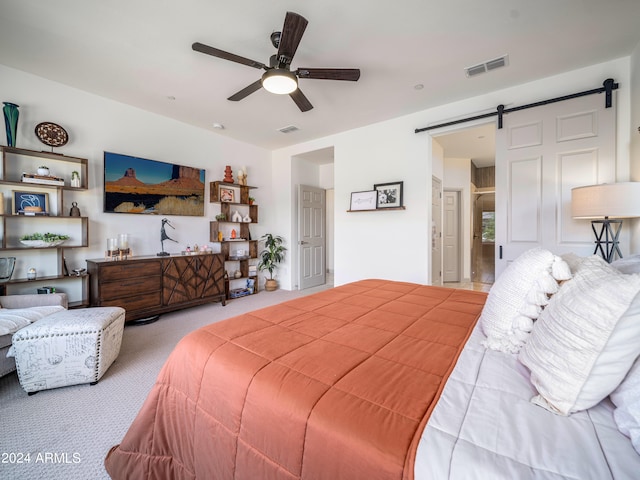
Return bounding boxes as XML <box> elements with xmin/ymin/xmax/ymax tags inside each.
<box><xmin>0</xmin><ymin>257</ymin><xmax>16</xmax><ymax>281</ymax></box>
<box><xmin>37</xmin><ymin>167</ymin><xmax>50</xmax><ymax>176</ymax></box>
<box><xmin>3</xmin><ymin>102</ymin><xmax>19</xmax><ymax>147</ymax></box>
<box><xmin>223</xmin><ymin>165</ymin><xmax>233</xmax><ymax>183</ymax></box>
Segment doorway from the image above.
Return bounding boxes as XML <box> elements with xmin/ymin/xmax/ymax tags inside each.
<box><xmin>472</xmin><ymin>191</ymin><xmax>495</xmax><ymax>284</ymax></box>
<box><xmin>434</xmin><ymin>122</ymin><xmax>496</xmax><ymax>287</ymax></box>
<box><xmin>293</xmin><ymin>147</ymin><xmax>335</xmax><ymax>291</ymax></box>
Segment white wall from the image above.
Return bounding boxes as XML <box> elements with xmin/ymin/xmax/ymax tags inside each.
<box><xmin>274</xmin><ymin>57</ymin><xmax>632</xmax><ymax>289</ymax></box>
<box><xmin>630</xmin><ymin>41</ymin><xmax>640</xmax><ymax>250</ymax></box>
<box><xmin>0</xmin><ymin>64</ymin><xmax>271</xmax><ymax>301</ymax></box>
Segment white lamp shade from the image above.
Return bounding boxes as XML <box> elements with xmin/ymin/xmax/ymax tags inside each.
<box><xmin>571</xmin><ymin>182</ymin><xmax>640</xmax><ymax>219</ymax></box>
<box><xmin>261</xmin><ymin>69</ymin><xmax>298</xmax><ymax>94</ymax></box>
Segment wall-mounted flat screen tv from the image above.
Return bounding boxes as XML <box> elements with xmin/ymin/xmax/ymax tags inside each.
<box><xmin>104</xmin><ymin>152</ymin><xmax>205</xmax><ymax>216</ymax></box>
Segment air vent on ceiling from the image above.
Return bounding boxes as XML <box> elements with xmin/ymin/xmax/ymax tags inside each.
<box><xmin>278</xmin><ymin>125</ymin><xmax>299</xmax><ymax>134</ymax></box>
<box><xmin>465</xmin><ymin>54</ymin><xmax>509</xmax><ymax>77</ymax></box>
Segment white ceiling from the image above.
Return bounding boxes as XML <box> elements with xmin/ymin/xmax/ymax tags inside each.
<box><xmin>1</xmin><ymin>0</ymin><xmax>639</xmax><ymax>151</ymax></box>
<box><xmin>435</xmin><ymin>123</ymin><xmax>497</xmax><ymax>168</ymax></box>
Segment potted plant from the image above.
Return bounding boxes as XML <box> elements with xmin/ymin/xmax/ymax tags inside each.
<box><xmin>258</xmin><ymin>233</ymin><xmax>286</xmax><ymax>291</ymax></box>
<box><xmin>71</xmin><ymin>170</ymin><xmax>80</xmax><ymax>187</ymax></box>
<box><xmin>37</xmin><ymin>165</ymin><xmax>50</xmax><ymax>176</ymax></box>
<box><xmin>248</xmin><ymin>196</ymin><xmax>255</xmax><ymax>205</ymax></box>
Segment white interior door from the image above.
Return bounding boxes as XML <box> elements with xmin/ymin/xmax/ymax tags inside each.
<box><xmin>443</xmin><ymin>190</ymin><xmax>461</xmax><ymax>282</ymax></box>
<box><xmin>298</xmin><ymin>185</ymin><xmax>326</xmax><ymax>289</ymax></box>
<box><xmin>495</xmin><ymin>93</ymin><xmax>616</xmax><ymax>277</ymax></box>
<box><xmin>431</xmin><ymin>176</ymin><xmax>443</xmax><ymax>285</ymax></box>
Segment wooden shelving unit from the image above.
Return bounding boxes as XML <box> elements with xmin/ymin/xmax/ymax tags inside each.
<box><xmin>209</xmin><ymin>181</ymin><xmax>259</xmax><ymax>300</ymax></box>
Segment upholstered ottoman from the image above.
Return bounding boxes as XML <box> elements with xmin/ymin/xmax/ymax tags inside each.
<box><xmin>9</xmin><ymin>307</ymin><xmax>125</xmax><ymax>394</ymax></box>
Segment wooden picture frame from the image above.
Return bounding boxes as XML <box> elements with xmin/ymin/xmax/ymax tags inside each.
<box><xmin>12</xmin><ymin>190</ymin><xmax>50</xmax><ymax>215</ymax></box>
<box><xmin>374</xmin><ymin>181</ymin><xmax>403</xmax><ymax>208</ymax></box>
<box><xmin>220</xmin><ymin>187</ymin><xmax>235</xmax><ymax>203</ymax></box>
<box><xmin>349</xmin><ymin>190</ymin><xmax>378</xmax><ymax>211</ymax></box>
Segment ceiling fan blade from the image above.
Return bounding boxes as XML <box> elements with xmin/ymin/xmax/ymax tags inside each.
<box><xmin>192</xmin><ymin>42</ymin><xmax>266</xmax><ymax>70</ymax></box>
<box><xmin>289</xmin><ymin>88</ymin><xmax>313</xmax><ymax>112</ymax></box>
<box><xmin>296</xmin><ymin>68</ymin><xmax>361</xmax><ymax>81</ymax></box>
<box><xmin>277</xmin><ymin>12</ymin><xmax>308</xmax><ymax>65</ymax></box>
<box><xmin>228</xmin><ymin>80</ymin><xmax>263</xmax><ymax>101</ymax></box>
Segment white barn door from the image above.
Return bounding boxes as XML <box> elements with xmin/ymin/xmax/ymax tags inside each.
<box><xmin>495</xmin><ymin>93</ymin><xmax>616</xmax><ymax>277</ymax></box>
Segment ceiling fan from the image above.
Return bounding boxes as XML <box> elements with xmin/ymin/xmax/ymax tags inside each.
<box><xmin>192</xmin><ymin>11</ymin><xmax>360</xmax><ymax>112</ymax></box>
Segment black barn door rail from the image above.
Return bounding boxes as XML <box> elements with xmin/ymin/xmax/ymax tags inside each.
<box><xmin>415</xmin><ymin>78</ymin><xmax>618</xmax><ymax>134</ymax></box>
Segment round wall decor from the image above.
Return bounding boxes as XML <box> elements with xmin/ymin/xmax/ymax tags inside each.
<box><xmin>34</xmin><ymin>122</ymin><xmax>69</xmax><ymax>147</ymax></box>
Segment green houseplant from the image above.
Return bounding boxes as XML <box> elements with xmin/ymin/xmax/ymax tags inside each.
<box><xmin>257</xmin><ymin>234</ymin><xmax>286</xmax><ymax>291</ymax></box>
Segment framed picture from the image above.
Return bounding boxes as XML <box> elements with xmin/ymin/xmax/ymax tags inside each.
<box><xmin>220</xmin><ymin>187</ymin><xmax>235</xmax><ymax>203</ymax></box>
<box><xmin>12</xmin><ymin>190</ymin><xmax>50</xmax><ymax>215</ymax></box>
<box><xmin>374</xmin><ymin>181</ymin><xmax>403</xmax><ymax>208</ymax></box>
<box><xmin>349</xmin><ymin>190</ymin><xmax>378</xmax><ymax>211</ymax></box>
<box><xmin>103</xmin><ymin>151</ymin><xmax>205</xmax><ymax>216</ymax></box>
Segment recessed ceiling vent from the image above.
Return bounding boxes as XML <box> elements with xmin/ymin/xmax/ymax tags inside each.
<box><xmin>278</xmin><ymin>125</ymin><xmax>299</xmax><ymax>134</ymax></box>
<box><xmin>465</xmin><ymin>54</ymin><xmax>509</xmax><ymax>77</ymax></box>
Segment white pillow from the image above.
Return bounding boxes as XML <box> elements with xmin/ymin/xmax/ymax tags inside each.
<box><xmin>480</xmin><ymin>247</ymin><xmax>571</xmax><ymax>353</ymax></box>
<box><xmin>0</xmin><ymin>306</ymin><xmax>65</xmax><ymax>336</ymax></box>
<box><xmin>519</xmin><ymin>255</ymin><xmax>640</xmax><ymax>416</ymax></box>
<box><xmin>611</xmin><ymin>254</ymin><xmax>640</xmax><ymax>275</ymax></box>
<box><xmin>610</xmin><ymin>358</ymin><xmax>640</xmax><ymax>454</ymax></box>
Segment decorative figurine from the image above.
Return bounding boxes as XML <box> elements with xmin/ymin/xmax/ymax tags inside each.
<box><xmin>69</xmin><ymin>201</ymin><xmax>81</xmax><ymax>217</ymax></box>
<box><xmin>157</xmin><ymin>218</ymin><xmax>178</xmax><ymax>256</ymax></box>
<box><xmin>237</xmin><ymin>167</ymin><xmax>246</xmax><ymax>186</ymax></box>
<box><xmin>231</xmin><ymin>228</ymin><xmax>237</xmax><ymax>239</ymax></box>
<box><xmin>223</xmin><ymin>165</ymin><xmax>233</xmax><ymax>183</ymax></box>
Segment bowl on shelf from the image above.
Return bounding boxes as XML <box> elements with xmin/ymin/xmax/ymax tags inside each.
<box><xmin>0</xmin><ymin>257</ymin><xmax>16</xmax><ymax>281</ymax></box>
<box><xmin>20</xmin><ymin>239</ymin><xmax>67</xmax><ymax>248</ymax></box>
<box><xmin>19</xmin><ymin>233</ymin><xmax>69</xmax><ymax>248</ymax></box>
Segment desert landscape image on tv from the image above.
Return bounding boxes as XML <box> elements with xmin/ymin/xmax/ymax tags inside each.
<box><xmin>104</xmin><ymin>152</ymin><xmax>205</xmax><ymax>216</ymax></box>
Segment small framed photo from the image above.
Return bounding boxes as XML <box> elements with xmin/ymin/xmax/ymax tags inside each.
<box><xmin>349</xmin><ymin>190</ymin><xmax>378</xmax><ymax>211</ymax></box>
<box><xmin>220</xmin><ymin>187</ymin><xmax>235</xmax><ymax>203</ymax></box>
<box><xmin>12</xmin><ymin>190</ymin><xmax>50</xmax><ymax>215</ymax></box>
<box><xmin>374</xmin><ymin>181</ymin><xmax>403</xmax><ymax>209</ymax></box>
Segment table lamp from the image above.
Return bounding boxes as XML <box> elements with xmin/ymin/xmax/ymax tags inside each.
<box><xmin>571</xmin><ymin>182</ymin><xmax>640</xmax><ymax>262</ymax></box>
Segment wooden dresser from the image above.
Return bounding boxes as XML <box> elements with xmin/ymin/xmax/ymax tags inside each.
<box><xmin>86</xmin><ymin>254</ymin><xmax>225</xmax><ymax>322</ymax></box>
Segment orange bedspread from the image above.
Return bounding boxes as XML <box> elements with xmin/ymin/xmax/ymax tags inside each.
<box><xmin>105</xmin><ymin>280</ymin><xmax>486</xmax><ymax>480</ymax></box>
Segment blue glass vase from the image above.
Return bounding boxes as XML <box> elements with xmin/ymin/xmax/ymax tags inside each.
<box><xmin>3</xmin><ymin>102</ymin><xmax>19</xmax><ymax>147</ymax></box>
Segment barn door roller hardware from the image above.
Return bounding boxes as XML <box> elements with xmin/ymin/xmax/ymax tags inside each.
<box><xmin>415</xmin><ymin>78</ymin><xmax>618</xmax><ymax>134</ymax></box>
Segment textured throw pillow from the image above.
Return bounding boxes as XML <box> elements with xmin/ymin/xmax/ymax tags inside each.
<box><xmin>610</xmin><ymin>358</ymin><xmax>640</xmax><ymax>454</ymax></box>
<box><xmin>519</xmin><ymin>255</ymin><xmax>640</xmax><ymax>416</ymax></box>
<box><xmin>0</xmin><ymin>306</ymin><xmax>65</xmax><ymax>335</ymax></box>
<box><xmin>480</xmin><ymin>247</ymin><xmax>571</xmax><ymax>353</ymax></box>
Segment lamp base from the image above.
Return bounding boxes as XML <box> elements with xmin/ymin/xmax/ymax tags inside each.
<box><xmin>591</xmin><ymin>219</ymin><xmax>622</xmax><ymax>263</ymax></box>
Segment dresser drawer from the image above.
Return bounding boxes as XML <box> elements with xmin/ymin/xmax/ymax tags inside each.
<box><xmin>99</xmin><ymin>261</ymin><xmax>161</xmax><ymax>282</ymax></box>
<box><xmin>99</xmin><ymin>291</ymin><xmax>162</xmax><ymax>312</ymax></box>
<box><xmin>99</xmin><ymin>275</ymin><xmax>161</xmax><ymax>301</ymax></box>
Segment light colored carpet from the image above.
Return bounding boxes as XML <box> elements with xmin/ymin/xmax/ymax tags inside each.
<box><xmin>0</xmin><ymin>287</ymin><xmax>327</xmax><ymax>480</ymax></box>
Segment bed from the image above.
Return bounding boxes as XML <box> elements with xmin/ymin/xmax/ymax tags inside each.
<box><xmin>105</xmin><ymin>253</ymin><xmax>640</xmax><ymax>479</ymax></box>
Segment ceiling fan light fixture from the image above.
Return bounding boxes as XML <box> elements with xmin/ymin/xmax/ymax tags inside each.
<box><xmin>262</xmin><ymin>69</ymin><xmax>298</xmax><ymax>94</ymax></box>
